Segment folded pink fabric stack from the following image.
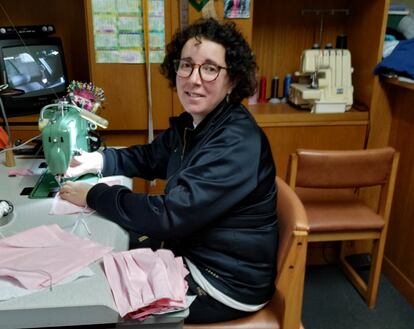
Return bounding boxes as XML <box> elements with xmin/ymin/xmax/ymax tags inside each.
<box><xmin>103</xmin><ymin>248</ymin><xmax>189</xmax><ymax>320</ymax></box>
<box><xmin>0</xmin><ymin>224</ymin><xmax>112</xmax><ymax>289</ymax></box>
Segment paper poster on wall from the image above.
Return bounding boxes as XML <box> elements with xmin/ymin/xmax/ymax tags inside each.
<box><xmin>92</xmin><ymin>0</ymin><xmax>165</xmax><ymax>63</ymax></box>
<box><xmin>224</xmin><ymin>0</ymin><xmax>250</xmax><ymax>19</ymax></box>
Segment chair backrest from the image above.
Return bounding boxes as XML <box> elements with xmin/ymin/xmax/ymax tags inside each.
<box><xmin>288</xmin><ymin>147</ymin><xmax>399</xmax><ymax>221</ymax></box>
<box><xmin>289</xmin><ymin>147</ymin><xmax>397</xmax><ymax>189</ymax></box>
<box><xmin>274</xmin><ymin>177</ymin><xmax>309</xmax><ymax>329</ymax></box>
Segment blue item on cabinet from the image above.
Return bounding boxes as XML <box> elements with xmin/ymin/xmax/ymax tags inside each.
<box><xmin>374</xmin><ymin>38</ymin><xmax>414</xmax><ymax>79</ymax></box>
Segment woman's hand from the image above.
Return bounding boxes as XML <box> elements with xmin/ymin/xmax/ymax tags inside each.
<box><xmin>59</xmin><ymin>181</ymin><xmax>93</xmax><ymax>207</ymax></box>
<box><xmin>65</xmin><ymin>151</ymin><xmax>104</xmax><ymax>178</ymax></box>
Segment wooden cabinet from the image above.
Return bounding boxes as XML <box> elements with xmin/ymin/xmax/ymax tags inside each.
<box><xmin>250</xmin><ymin>103</ymin><xmax>369</xmax><ymax>178</ymax></box>
<box><xmin>247</xmin><ymin>0</ymin><xmax>388</xmax><ymax>178</ymax></box>
<box><xmin>380</xmin><ymin>80</ymin><xmax>414</xmax><ymax>306</ymax></box>
<box><xmin>252</xmin><ymin>0</ymin><xmax>387</xmax><ymax>112</ymax></box>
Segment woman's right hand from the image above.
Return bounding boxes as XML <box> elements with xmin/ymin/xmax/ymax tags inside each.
<box><xmin>65</xmin><ymin>151</ymin><xmax>104</xmax><ymax>178</ymax></box>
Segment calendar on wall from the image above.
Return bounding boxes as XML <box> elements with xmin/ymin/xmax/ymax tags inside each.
<box><xmin>91</xmin><ymin>0</ymin><xmax>165</xmax><ymax>63</ymax></box>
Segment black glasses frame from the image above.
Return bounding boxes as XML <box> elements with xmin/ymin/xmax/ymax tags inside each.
<box><xmin>173</xmin><ymin>59</ymin><xmax>227</xmax><ymax>82</ymax></box>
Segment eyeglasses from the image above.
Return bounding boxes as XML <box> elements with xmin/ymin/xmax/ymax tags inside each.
<box><xmin>173</xmin><ymin>59</ymin><xmax>227</xmax><ymax>82</ymax></box>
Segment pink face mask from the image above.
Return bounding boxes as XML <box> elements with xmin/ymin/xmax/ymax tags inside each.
<box><xmin>103</xmin><ymin>248</ymin><xmax>189</xmax><ymax>319</ymax></box>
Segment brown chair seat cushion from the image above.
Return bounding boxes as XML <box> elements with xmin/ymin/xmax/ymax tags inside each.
<box><xmin>296</xmin><ymin>188</ymin><xmax>384</xmax><ymax>233</ymax></box>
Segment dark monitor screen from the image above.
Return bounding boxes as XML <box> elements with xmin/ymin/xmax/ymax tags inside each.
<box><xmin>3</xmin><ymin>44</ymin><xmax>66</xmax><ymax>97</ymax></box>
<box><xmin>0</xmin><ymin>37</ymin><xmax>68</xmax><ymax>118</ymax></box>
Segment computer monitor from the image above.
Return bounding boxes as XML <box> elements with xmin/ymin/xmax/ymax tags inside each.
<box><xmin>0</xmin><ymin>36</ymin><xmax>68</xmax><ymax>117</ymax></box>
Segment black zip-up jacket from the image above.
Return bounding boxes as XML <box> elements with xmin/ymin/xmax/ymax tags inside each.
<box><xmin>87</xmin><ymin>100</ymin><xmax>278</xmax><ymax>306</ymax></box>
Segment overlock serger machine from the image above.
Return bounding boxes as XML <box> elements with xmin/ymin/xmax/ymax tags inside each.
<box><xmin>289</xmin><ymin>47</ymin><xmax>354</xmax><ymax>113</ymax></box>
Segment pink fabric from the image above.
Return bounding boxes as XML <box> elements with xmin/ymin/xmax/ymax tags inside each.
<box><xmin>8</xmin><ymin>168</ymin><xmax>34</xmax><ymax>176</ymax></box>
<box><xmin>103</xmin><ymin>248</ymin><xmax>189</xmax><ymax>319</ymax></box>
<box><xmin>0</xmin><ymin>224</ymin><xmax>112</xmax><ymax>289</ymax></box>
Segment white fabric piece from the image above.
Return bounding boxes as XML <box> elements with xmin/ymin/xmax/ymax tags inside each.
<box><xmin>0</xmin><ymin>267</ymin><xmax>94</xmax><ymax>302</ymax></box>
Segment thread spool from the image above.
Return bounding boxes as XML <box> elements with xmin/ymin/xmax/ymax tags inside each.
<box><xmin>336</xmin><ymin>34</ymin><xmax>348</xmax><ymax>49</ymax></box>
<box><xmin>0</xmin><ymin>200</ymin><xmax>14</xmax><ymax>226</ymax></box>
<box><xmin>0</xmin><ymin>200</ymin><xmax>13</xmax><ymax>217</ymax></box>
<box><xmin>269</xmin><ymin>76</ymin><xmax>281</xmax><ymax>104</ymax></box>
<box><xmin>258</xmin><ymin>76</ymin><xmax>267</xmax><ymax>103</ymax></box>
<box><xmin>283</xmin><ymin>74</ymin><xmax>292</xmax><ymax>100</ymax></box>
<box><xmin>5</xmin><ymin>143</ymin><xmax>15</xmax><ymax>167</ymax></box>
<box><xmin>271</xmin><ymin>76</ymin><xmax>279</xmax><ymax>98</ymax></box>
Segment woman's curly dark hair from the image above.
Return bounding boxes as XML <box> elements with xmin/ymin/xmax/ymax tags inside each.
<box><xmin>160</xmin><ymin>18</ymin><xmax>257</xmax><ymax>103</ymax></box>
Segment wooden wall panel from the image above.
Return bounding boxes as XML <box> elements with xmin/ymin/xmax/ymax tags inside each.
<box><xmin>383</xmin><ymin>85</ymin><xmax>414</xmax><ymax>306</ymax></box>
<box><xmin>347</xmin><ymin>0</ymin><xmax>389</xmax><ymax>110</ymax></box>
<box><xmin>263</xmin><ymin>124</ymin><xmax>368</xmax><ymax>180</ymax></box>
<box><xmin>6</xmin><ymin>128</ymin><xmax>39</xmax><ymax>145</ymax></box>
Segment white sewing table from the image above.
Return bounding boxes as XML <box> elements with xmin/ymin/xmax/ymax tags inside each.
<box><xmin>0</xmin><ymin>154</ymin><xmax>187</xmax><ymax>329</ymax></box>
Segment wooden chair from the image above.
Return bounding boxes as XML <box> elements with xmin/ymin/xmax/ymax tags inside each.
<box><xmin>184</xmin><ymin>177</ymin><xmax>309</xmax><ymax>329</ymax></box>
<box><xmin>287</xmin><ymin>147</ymin><xmax>399</xmax><ymax>308</ymax></box>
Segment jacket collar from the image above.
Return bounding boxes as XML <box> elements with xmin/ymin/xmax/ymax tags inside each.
<box><xmin>170</xmin><ymin>99</ymin><xmax>234</xmax><ymax>139</ymax></box>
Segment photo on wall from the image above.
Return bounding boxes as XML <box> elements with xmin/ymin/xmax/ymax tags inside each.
<box><xmin>224</xmin><ymin>0</ymin><xmax>250</xmax><ymax>19</ymax></box>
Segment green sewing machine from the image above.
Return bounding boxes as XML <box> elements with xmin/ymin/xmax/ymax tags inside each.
<box><xmin>29</xmin><ymin>101</ymin><xmax>108</xmax><ymax>198</ymax></box>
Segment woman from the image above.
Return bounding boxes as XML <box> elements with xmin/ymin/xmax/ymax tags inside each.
<box><xmin>60</xmin><ymin>18</ymin><xmax>278</xmax><ymax>324</ymax></box>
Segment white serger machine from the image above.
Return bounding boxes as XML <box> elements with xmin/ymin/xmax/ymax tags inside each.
<box><xmin>288</xmin><ymin>47</ymin><xmax>354</xmax><ymax>113</ymax></box>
